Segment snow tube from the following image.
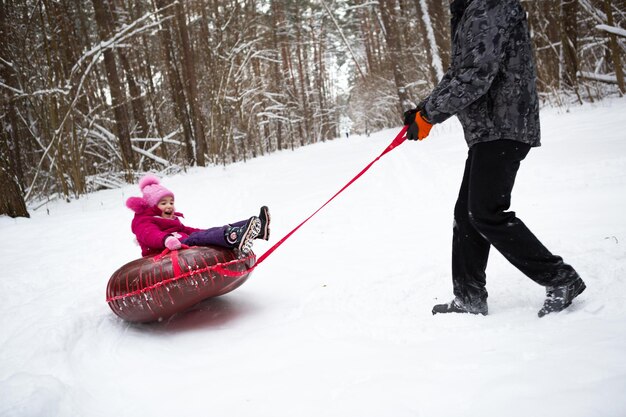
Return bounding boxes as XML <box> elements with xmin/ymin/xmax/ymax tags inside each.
<box><xmin>106</xmin><ymin>246</ymin><xmax>256</xmax><ymax>323</ymax></box>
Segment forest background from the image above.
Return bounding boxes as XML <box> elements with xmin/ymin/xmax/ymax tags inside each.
<box><xmin>1</xmin><ymin>0</ymin><xmax>624</xmax><ymax>218</ymax></box>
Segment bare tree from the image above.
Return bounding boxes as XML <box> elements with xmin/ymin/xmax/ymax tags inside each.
<box><xmin>561</xmin><ymin>0</ymin><xmax>580</xmax><ymax>98</ymax></box>
<box><xmin>379</xmin><ymin>0</ymin><xmax>411</xmax><ymax>109</ymax></box>
<box><xmin>0</xmin><ymin>0</ymin><xmax>28</xmax><ymax>217</ymax></box>
<box><xmin>2</xmin><ymin>0</ymin><xmax>623</xmax><ymax>208</ymax></box>
<box><xmin>603</xmin><ymin>0</ymin><xmax>625</xmax><ymax>94</ymax></box>
<box><xmin>175</xmin><ymin>1</ymin><xmax>207</xmax><ymax>166</ymax></box>
<box><xmin>427</xmin><ymin>0</ymin><xmax>450</xmax><ymax>71</ymax></box>
<box><xmin>92</xmin><ymin>0</ymin><xmax>137</xmax><ymax>178</ymax></box>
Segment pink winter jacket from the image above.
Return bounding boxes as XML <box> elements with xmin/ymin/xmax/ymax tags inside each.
<box><xmin>126</xmin><ymin>197</ymin><xmax>200</xmax><ymax>257</ymax></box>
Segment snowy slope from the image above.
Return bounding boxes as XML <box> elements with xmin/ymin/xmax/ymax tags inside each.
<box><xmin>1</xmin><ymin>98</ymin><xmax>626</xmax><ymax>417</ymax></box>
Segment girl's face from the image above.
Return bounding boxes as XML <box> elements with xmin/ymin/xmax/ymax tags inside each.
<box><xmin>157</xmin><ymin>196</ymin><xmax>176</xmax><ymax>219</ymax></box>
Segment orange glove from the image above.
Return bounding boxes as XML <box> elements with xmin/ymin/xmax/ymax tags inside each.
<box><xmin>404</xmin><ymin>110</ymin><xmax>433</xmax><ymax>141</ymax></box>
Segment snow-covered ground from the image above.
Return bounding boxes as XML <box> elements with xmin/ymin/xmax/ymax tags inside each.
<box><xmin>1</xmin><ymin>98</ymin><xmax>626</xmax><ymax>417</ymax></box>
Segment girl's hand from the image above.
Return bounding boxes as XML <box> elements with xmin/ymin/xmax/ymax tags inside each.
<box><xmin>164</xmin><ymin>236</ymin><xmax>182</xmax><ymax>250</ymax></box>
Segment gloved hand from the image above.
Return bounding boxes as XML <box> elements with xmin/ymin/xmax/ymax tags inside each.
<box><xmin>165</xmin><ymin>235</ymin><xmax>182</xmax><ymax>250</ymax></box>
<box><xmin>403</xmin><ymin>108</ymin><xmax>419</xmax><ymax>126</ymax></box>
<box><xmin>403</xmin><ymin>108</ymin><xmax>433</xmax><ymax>141</ymax></box>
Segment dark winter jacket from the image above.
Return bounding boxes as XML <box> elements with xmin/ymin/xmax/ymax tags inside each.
<box><xmin>126</xmin><ymin>199</ymin><xmax>200</xmax><ymax>257</ymax></box>
<box><xmin>421</xmin><ymin>0</ymin><xmax>541</xmax><ymax>148</ymax></box>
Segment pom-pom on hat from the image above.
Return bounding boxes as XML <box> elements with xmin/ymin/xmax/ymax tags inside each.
<box><xmin>138</xmin><ymin>175</ymin><xmax>174</xmax><ymax>207</ymax></box>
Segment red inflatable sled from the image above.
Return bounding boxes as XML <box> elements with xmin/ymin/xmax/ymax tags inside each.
<box><xmin>106</xmin><ymin>246</ymin><xmax>256</xmax><ymax>323</ymax></box>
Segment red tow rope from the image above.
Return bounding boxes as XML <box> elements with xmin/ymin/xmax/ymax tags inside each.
<box><xmin>253</xmin><ymin>126</ymin><xmax>408</xmax><ymax>267</ymax></box>
<box><xmin>163</xmin><ymin>126</ymin><xmax>408</xmax><ymax>276</ymax></box>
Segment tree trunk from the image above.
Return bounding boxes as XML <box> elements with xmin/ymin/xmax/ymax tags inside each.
<box><xmin>561</xmin><ymin>0</ymin><xmax>579</xmax><ymax>93</ymax></box>
<box><xmin>604</xmin><ymin>0</ymin><xmax>625</xmax><ymax>94</ymax></box>
<box><xmin>359</xmin><ymin>3</ymin><xmax>376</xmax><ymax>73</ymax></box>
<box><xmin>0</xmin><ymin>0</ymin><xmax>29</xmax><ymax>217</ymax></box>
<box><xmin>427</xmin><ymin>0</ymin><xmax>450</xmax><ymax>71</ymax></box>
<box><xmin>0</xmin><ymin>156</ymin><xmax>29</xmax><ymax>218</ymax></box>
<box><xmin>270</xmin><ymin>0</ymin><xmax>285</xmax><ymax>151</ymax></box>
<box><xmin>118</xmin><ymin>50</ymin><xmax>150</xmax><ymax>138</ymax></box>
<box><xmin>413</xmin><ymin>0</ymin><xmax>437</xmax><ymax>84</ymax></box>
<box><xmin>175</xmin><ymin>1</ymin><xmax>207</xmax><ymax>166</ymax></box>
<box><xmin>92</xmin><ymin>0</ymin><xmax>136</xmax><ymax>179</ymax></box>
<box><xmin>295</xmin><ymin>12</ymin><xmax>311</xmax><ymax>146</ymax></box>
<box><xmin>198</xmin><ymin>1</ymin><xmax>219</xmax><ymax>159</ymax></box>
<box><xmin>379</xmin><ymin>0</ymin><xmax>411</xmax><ymax>109</ymax></box>
<box><xmin>155</xmin><ymin>0</ymin><xmax>195</xmax><ymax>165</ymax></box>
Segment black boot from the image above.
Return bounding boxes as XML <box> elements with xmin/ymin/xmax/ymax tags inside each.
<box><xmin>538</xmin><ymin>277</ymin><xmax>586</xmax><ymax>318</ymax></box>
<box><xmin>432</xmin><ymin>297</ymin><xmax>488</xmax><ymax>316</ymax></box>
<box><xmin>257</xmin><ymin>206</ymin><xmax>271</xmax><ymax>241</ymax></box>
<box><xmin>225</xmin><ymin>217</ymin><xmax>261</xmax><ymax>255</ymax></box>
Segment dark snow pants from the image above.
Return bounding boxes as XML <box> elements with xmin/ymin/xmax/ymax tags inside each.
<box><xmin>452</xmin><ymin>139</ymin><xmax>580</xmax><ymax>305</ymax></box>
<box><xmin>181</xmin><ymin>220</ymin><xmax>247</xmax><ymax>248</ymax></box>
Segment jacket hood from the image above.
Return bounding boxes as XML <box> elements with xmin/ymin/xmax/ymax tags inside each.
<box><xmin>450</xmin><ymin>0</ymin><xmax>473</xmax><ymax>34</ymax></box>
<box><xmin>126</xmin><ymin>197</ymin><xmax>185</xmax><ymax>219</ymax></box>
<box><xmin>450</xmin><ymin>0</ymin><xmax>472</xmax><ymax>14</ymax></box>
<box><xmin>126</xmin><ymin>196</ymin><xmax>153</xmax><ymax>214</ymax></box>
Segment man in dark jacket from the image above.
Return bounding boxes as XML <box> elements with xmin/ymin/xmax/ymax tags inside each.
<box><xmin>404</xmin><ymin>0</ymin><xmax>585</xmax><ymax>317</ymax></box>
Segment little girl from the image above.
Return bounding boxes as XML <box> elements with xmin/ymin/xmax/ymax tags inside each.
<box><xmin>126</xmin><ymin>175</ymin><xmax>270</xmax><ymax>257</ymax></box>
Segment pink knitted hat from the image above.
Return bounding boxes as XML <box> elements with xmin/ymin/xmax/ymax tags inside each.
<box><xmin>138</xmin><ymin>175</ymin><xmax>174</xmax><ymax>207</ymax></box>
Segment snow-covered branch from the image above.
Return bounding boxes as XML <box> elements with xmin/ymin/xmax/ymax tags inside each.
<box><xmin>0</xmin><ymin>81</ymin><xmax>23</xmax><ymax>94</ymax></box>
<box><xmin>596</xmin><ymin>24</ymin><xmax>626</xmax><ymax>38</ymax></box>
<box><xmin>70</xmin><ymin>6</ymin><xmax>175</xmax><ymax>79</ymax></box>
<box><xmin>131</xmin><ymin>145</ymin><xmax>170</xmax><ymax>166</ymax></box>
<box><xmin>579</xmin><ymin>71</ymin><xmax>620</xmax><ymax>84</ymax></box>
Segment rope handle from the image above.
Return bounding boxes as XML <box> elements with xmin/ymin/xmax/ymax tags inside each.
<box><xmin>153</xmin><ymin>244</ymin><xmax>191</xmax><ymax>262</ymax></box>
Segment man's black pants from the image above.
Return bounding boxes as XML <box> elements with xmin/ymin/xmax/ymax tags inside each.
<box><xmin>452</xmin><ymin>140</ymin><xmax>579</xmax><ymax>305</ymax></box>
